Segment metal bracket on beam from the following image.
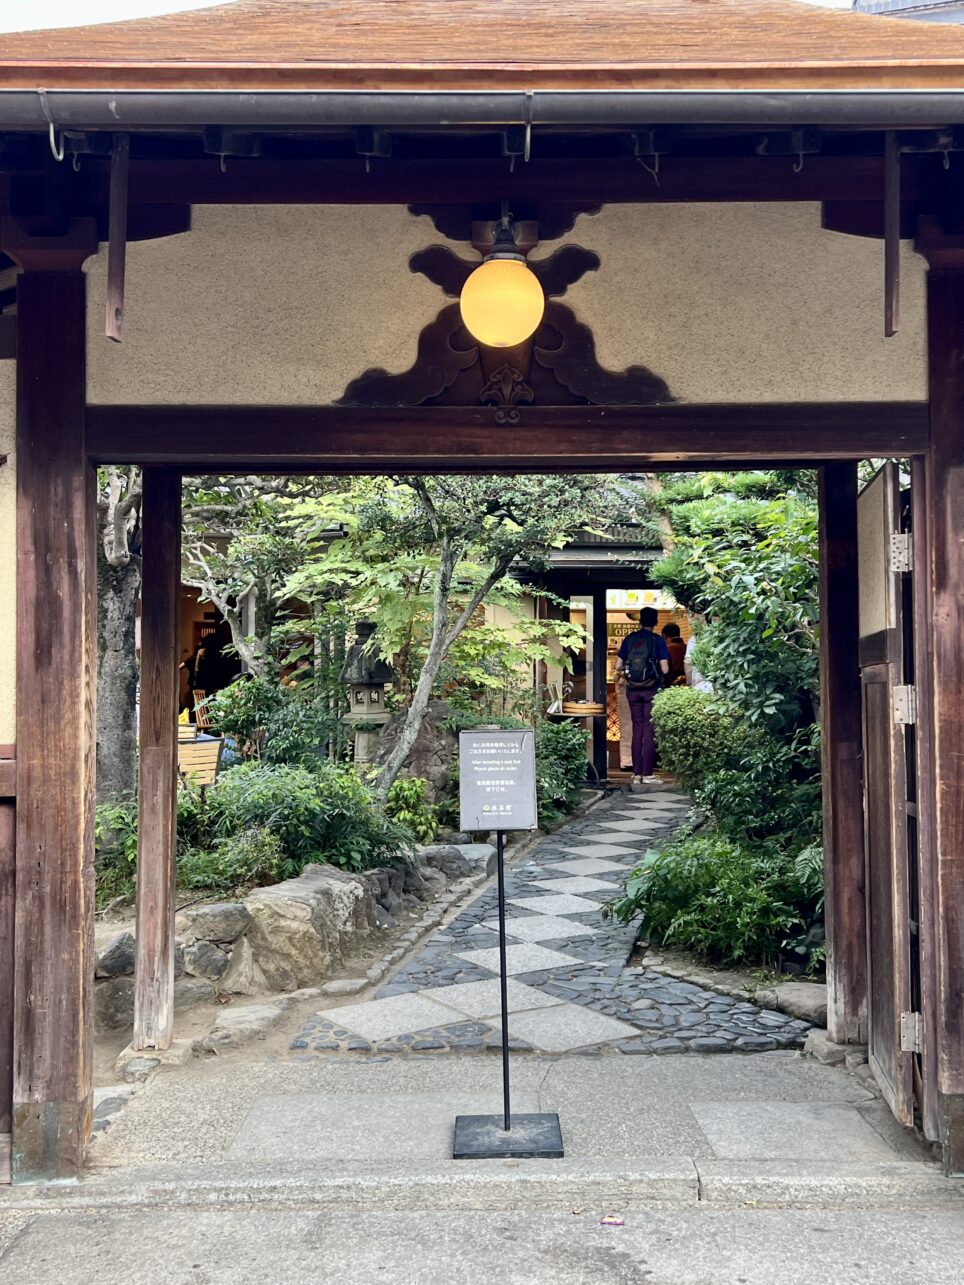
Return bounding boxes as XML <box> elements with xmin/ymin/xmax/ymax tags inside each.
<box><xmin>630</xmin><ymin>129</ymin><xmax>671</xmax><ymax>181</ymax></box>
<box><xmin>756</xmin><ymin>128</ymin><xmax>822</xmax><ymax>171</ymax></box>
<box><xmin>885</xmin><ymin>132</ymin><xmax>901</xmax><ymax>338</ymax></box>
<box><xmin>355</xmin><ymin>128</ymin><xmax>392</xmax><ymax>174</ymax></box>
<box><xmin>201</xmin><ymin>128</ymin><xmax>262</xmax><ymax>172</ymax></box>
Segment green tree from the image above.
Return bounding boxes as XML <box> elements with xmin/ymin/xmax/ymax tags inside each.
<box><xmin>288</xmin><ymin>474</ymin><xmax>619</xmax><ymax>796</ymax></box>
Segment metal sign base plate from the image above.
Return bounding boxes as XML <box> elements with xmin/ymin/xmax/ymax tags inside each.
<box><xmin>452</xmin><ymin>1113</ymin><xmax>564</xmax><ymax>1160</ymax></box>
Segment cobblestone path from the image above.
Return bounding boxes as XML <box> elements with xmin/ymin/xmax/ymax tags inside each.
<box><xmin>290</xmin><ymin>790</ymin><xmax>811</xmax><ymax>1057</ymax></box>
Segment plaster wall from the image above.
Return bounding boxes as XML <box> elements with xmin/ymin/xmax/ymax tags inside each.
<box><xmin>86</xmin><ymin>202</ymin><xmax>926</xmax><ymax>407</ymax></box>
<box><xmin>0</xmin><ymin>363</ymin><xmax>14</xmax><ymax>743</ymax></box>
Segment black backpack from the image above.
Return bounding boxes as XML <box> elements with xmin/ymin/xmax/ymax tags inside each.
<box><xmin>625</xmin><ymin>633</ymin><xmax>662</xmax><ymax>691</ymax></box>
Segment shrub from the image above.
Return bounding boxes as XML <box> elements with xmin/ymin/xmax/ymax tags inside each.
<box><xmin>607</xmin><ymin>832</ymin><xmax>813</xmax><ymax>968</ymax></box>
<box><xmin>94</xmin><ymin>799</ymin><xmax>139</xmax><ymax>906</ymax></box>
<box><xmin>178</xmin><ymin>826</ymin><xmax>285</xmax><ymax>894</ymax></box>
<box><xmin>536</xmin><ymin>719</ymin><xmax>589</xmax><ymax>827</ymax></box>
<box><xmin>385</xmin><ymin>776</ymin><xmax>440</xmax><ymax>843</ymax></box>
<box><xmin>650</xmin><ymin>687</ymin><xmax>745</xmax><ymax>792</ymax></box>
<box><xmin>206</xmin><ymin>760</ymin><xmax>414</xmax><ymax>875</ymax></box>
<box><xmin>696</xmin><ymin>726</ymin><xmax>822</xmax><ymax>849</ymax></box>
<box><xmin>205</xmin><ymin>675</ymin><xmax>339</xmax><ymax>767</ymax></box>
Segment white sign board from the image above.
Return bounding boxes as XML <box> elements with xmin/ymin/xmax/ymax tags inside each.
<box><xmin>459</xmin><ymin>730</ymin><xmax>538</xmax><ymax>832</ymax></box>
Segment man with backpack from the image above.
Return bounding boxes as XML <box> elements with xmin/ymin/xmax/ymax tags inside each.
<box><xmin>615</xmin><ymin>607</ymin><xmax>670</xmax><ymax>786</ymax></box>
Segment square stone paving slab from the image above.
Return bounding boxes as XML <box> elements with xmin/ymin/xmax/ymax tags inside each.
<box><xmin>561</xmin><ymin>841</ymin><xmax>637</xmax><ymax>858</ymax></box>
<box><xmin>456</xmin><ymin>943</ymin><xmax>584</xmax><ymax>976</ymax></box>
<box><xmin>426</xmin><ymin>977</ymin><xmax>565</xmax><ymax>1019</ymax></box>
<box><xmin>507</xmin><ymin>892</ymin><xmax>602</xmax><ymax>916</ymax></box>
<box><xmin>486</xmin><ymin>914</ymin><xmax>598</xmax><ymax>943</ymax></box>
<box><xmin>596</xmin><ymin>818</ymin><xmax>669</xmax><ymax>834</ymax></box>
<box><xmin>690</xmin><ymin>1101</ymin><xmax>899</xmax><ymax>1162</ymax></box>
<box><xmin>545</xmin><ymin>856</ymin><xmax>630</xmax><ymax>876</ymax></box>
<box><xmin>504</xmin><ymin>1002</ymin><xmax>639</xmax><ymax>1052</ymax></box>
<box><xmin>314</xmin><ymin>993</ymin><xmax>463</xmax><ymax>1043</ymax></box>
<box><xmin>532</xmin><ymin>875</ymin><xmax>619</xmax><ymax>894</ymax></box>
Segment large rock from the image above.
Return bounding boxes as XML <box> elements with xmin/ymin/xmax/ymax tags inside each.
<box><xmin>95</xmin><ymin>976</ymin><xmax>136</xmax><ymax>1031</ymax></box>
<box><xmin>219</xmin><ymin>935</ymin><xmax>267</xmax><ymax>996</ymax></box>
<box><xmin>755</xmin><ymin>980</ymin><xmax>827</xmax><ymax>1027</ymax></box>
<box><xmin>94</xmin><ymin>974</ymin><xmax>215</xmax><ymax>1032</ymax></box>
<box><xmin>183</xmin><ymin>941</ymin><xmax>231</xmax><ymax>981</ymax></box>
<box><xmin>174</xmin><ymin>902</ymin><xmax>252</xmax><ymax>945</ymax></box>
<box><xmin>95</xmin><ymin>931</ymin><xmax>136</xmax><ymax>978</ymax></box>
<box><xmin>419</xmin><ymin>845</ymin><xmax>473</xmax><ymax>879</ymax></box>
<box><xmin>173</xmin><ymin>976</ymin><xmax>217</xmax><ymax>1009</ymax></box>
<box><xmin>243</xmin><ymin>863</ymin><xmax>374</xmax><ymax>991</ymax></box>
<box><xmin>376</xmin><ymin>699</ymin><xmax>459</xmax><ymax>802</ymax></box>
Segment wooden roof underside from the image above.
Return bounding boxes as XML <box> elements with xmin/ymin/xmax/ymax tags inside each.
<box><xmin>4</xmin><ymin>0</ymin><xmax>964</xmax><ymax>92</ymax></box>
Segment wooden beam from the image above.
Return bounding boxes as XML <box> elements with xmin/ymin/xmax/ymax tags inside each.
<box><xmin>85</xmin><ymin>403</ymin><xmax>929</xmax><ymax>472</ymax></box>
<box><xmin>105</xmin><ymin>133</ymin><xmax>130</xmax><ymax>343</ymax></box>
<box><xmin>0</xmin><ymin>748</ymin><xmax>14</xmax><ymax>1138</ymax></box>
<box><xmin>76</xmin><ymin>154</ymin><xmax>941</xmax><ymax>209</ymax></box>
<box><xmin>818</xmin><ymin>464</ymin><xmax>867</xmax><ymax>1046</ymax></box>
<box><xmin>133</xmin><ymin>468</ymin><xmax>181</xmax><ymax>1052</ymax></box>
<box><xmin>1</xmin><ymin>217</ymin><xmax>98</xmax><ymax>1182</ymax></box>
<box><xmin>917</xmin><ymin>217</ymin><xmax>964</xmax><ymax>1175</ymax></box>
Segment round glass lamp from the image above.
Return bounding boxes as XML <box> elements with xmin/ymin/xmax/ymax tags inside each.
<box><xmin>460</xmin><ymin>236</ymin><xmax>544</xmax><ymax>348</ymax></box>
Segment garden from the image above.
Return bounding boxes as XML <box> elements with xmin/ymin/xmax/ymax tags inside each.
<box><xmin>607</xmin><ymin>471</ymin><xmax>825</xmax><ymax>976</ymax></box>
<box><xmin>94</xmin><ymin>472</ymin><xmax>606</xmax><ymax>910</ymax></box>
<box><xmin>95</xmin><ymin>465</ymin><xmax>828</xmax><ymax>984</ymax></box>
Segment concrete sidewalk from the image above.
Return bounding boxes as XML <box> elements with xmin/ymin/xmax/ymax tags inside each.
<box><xmin>1</xmin><ymin>1052</ymin><xmax>960</xmax><ymax>1283</ymax></box>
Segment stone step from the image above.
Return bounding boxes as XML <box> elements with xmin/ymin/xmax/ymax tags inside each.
<box><xmin>15</xmin><ymin>1158</ymin><xmax>958</xmax><ymax>1213</ymax></box>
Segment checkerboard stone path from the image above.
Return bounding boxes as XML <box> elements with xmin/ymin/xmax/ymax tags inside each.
<box><xmin>289</xmin><ymin>790</ymin><xmax>811</xmax><ymax>1057</ymax></box>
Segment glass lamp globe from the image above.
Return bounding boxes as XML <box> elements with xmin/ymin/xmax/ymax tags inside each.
<box><xmin>459</xmin><ymin>255</ymin><xmax>545</xmax><ymax>348</ymax></box>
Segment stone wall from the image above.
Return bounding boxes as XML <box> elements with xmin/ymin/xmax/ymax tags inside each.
<box><xmin>94</xmin><ymin>845</ymin><xmax>494</xmax><ymax>1031</ymax></box>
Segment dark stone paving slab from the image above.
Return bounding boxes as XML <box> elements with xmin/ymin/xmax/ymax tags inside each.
<box><xmin>288</xmin><ymin>790</ymin><xmax>812</xmax><ymax>1057</ymax></box>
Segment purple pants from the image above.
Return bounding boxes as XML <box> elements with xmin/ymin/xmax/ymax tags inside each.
<box><xmin>626</xmin><ymin>687</ymin><xmax>656</xmax><ymax>777</ymax></box>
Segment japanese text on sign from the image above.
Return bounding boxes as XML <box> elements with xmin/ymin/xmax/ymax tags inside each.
<box><xmin>459</xmin><ymin>730</ymin><xmax>538</xmax><ymax>832</ymax></box>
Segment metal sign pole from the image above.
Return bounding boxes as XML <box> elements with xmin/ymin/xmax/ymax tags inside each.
<box><xmin>452</xmin><ymin>728</ymin><xmax>563</xmax><ymax>1160</ymax></box>
<box><xmin>495</xmin><ymin>829</ymin><xmax>511</xmax><ymax>1131</ymax></box>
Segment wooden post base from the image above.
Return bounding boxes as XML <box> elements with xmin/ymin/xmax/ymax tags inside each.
<box><xmin>12</xmin><ymin>1097</ymin><xmax>93</xmax><ymax>1183</ymax></box>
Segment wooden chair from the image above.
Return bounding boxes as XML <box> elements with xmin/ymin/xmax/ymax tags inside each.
<box><xmin>177</xmin><ymin>737</ymin><xmax>224</xmax><ymax>787</ymax></box>
<box><xmin>192</xmin><ymin>690</ymin><xmax>213</xmax><ymax>731</ymax></box>
<box><xmin>178</xmin><ymin>722</ymin><xmax>198</xmax><ymax>742</ymax></box>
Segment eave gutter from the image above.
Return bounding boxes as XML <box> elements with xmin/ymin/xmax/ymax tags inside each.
<box><xmin>3</xmin><ymin>89</ymin><xmax>964</xmax><ymax>130</ymax></box>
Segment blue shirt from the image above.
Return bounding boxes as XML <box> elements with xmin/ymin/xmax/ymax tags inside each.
<box><xmin>618</xmin><ymin>629</ymin><xmax>670</xmax><ymax>664</ymax></box>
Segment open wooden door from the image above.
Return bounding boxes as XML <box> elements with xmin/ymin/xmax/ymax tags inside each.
<box><xmin>857</xmin><ymin>463</ymin><xmax>914</xmax><ymax>1125</ymax></box>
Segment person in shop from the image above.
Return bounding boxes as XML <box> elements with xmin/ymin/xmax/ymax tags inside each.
<box><xmin>614</xmin><ymin>607</ymin><xmax>669</xmax><ymax>786</ymax></box>
<box><xmin>661</xmin><ymin>622</ymin><xmax>687</xmax><ymax>686</ymax></box>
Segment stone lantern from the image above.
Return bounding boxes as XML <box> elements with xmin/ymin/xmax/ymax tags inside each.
<box><xmin>339</xmin><ymin>621</ymin><xmax>396</xmax><ymax>764</ymax></box>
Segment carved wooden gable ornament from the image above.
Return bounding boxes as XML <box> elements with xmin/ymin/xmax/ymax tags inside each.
<box><xmin>338</xmin><ymin>204</ymin><xmax>674</xmax><ymax>424</ymax></box>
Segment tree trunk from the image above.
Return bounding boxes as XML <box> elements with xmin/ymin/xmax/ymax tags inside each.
<box><xmin>374</xmin><ymin>542</ymin><xmax>455</xmax><ymax>798</ymax></box>
<box><xmin>97</xmin><ymin>548</ymin><xmax>142</xmax><ymax>803</ymax></box>
<box><xmin>374</xmin><ymin>544</ymin><xmax>511</xmax><ymax>799</ymax></box>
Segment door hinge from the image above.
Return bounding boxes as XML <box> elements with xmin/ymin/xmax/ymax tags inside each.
<box><xmin>900</xmin><ymin>1010</ymin><xmax>922</xmax><ymax>1054</ymax></box>
<box><xmin>893</xmin><ymin>685</ymin><xmax>917</xmax><ymax>725</ymax></box>
<box><xmin>890</xmin><ymin>532</ymin><xmax>914</xmax><ymax>574</ymax></box>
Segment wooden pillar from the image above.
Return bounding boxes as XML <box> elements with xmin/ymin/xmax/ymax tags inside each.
<box><xmin>917</xmin><ymin>219</ymin><xmax>964</xmax><ymax>1174</ymax></box>
<box><xmin>133</xmin><ymin>468</ymin><xmax>181</xmax><ymax>1051</ymax></box>
<box><xmin>0</xmin><ymin>748</ymin><xmax>15</xmax><ymax>1156</ymax></box>
<box><xmin>1</xmin><ymin>218</ymin><xmax>98</xmax><ymax>1182</ymax></box>
<box><xmin>818</xmin><ymin>463</ymin><xmax>867</xmax><ymax>1045</ymax></box>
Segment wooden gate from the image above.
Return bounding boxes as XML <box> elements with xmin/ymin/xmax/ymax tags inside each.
<box><xmin>857</xmin><ymin>463</ymin><xmax>914</xmax><ymax>1125</ymax></box>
